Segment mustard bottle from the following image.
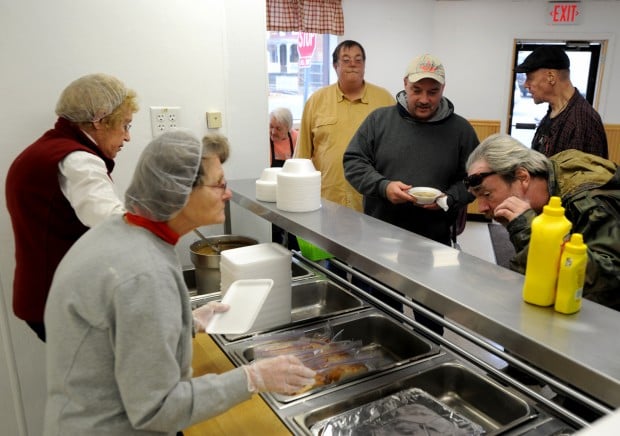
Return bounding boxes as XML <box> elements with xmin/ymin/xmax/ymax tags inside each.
<box><xmin>522</xmin><ymin>196</ymin><xmax>572</xmax><ymax>306</ymax></box>
<box><xmin>554</xmin><ymin>233</ymin><xmax>587</xmax><ymax>314</ymax></box>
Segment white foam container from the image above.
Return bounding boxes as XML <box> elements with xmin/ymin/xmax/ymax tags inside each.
<box><xmin>206</xmin><ymin>279</ymin><xmax>274</xmax><ymax>334</ymax></box>
<box><xmin>256</xmin><ymin>180</ymin><xmax>277</xmax><ymax>202</ymax></box>
<box><xmin>219</xmin><ymin>243</ymin><xmax>292</xmax><ymax>331</ymax></box>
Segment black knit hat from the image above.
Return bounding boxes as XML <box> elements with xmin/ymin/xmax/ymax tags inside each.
<box><xmin>515</xmin><ymin>46</ymin><xmax>570</xmax><ymax>73</ymax></box>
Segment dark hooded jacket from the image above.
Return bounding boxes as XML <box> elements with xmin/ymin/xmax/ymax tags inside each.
<box><xmin>344</xmin><ymin>92</ymin><xmax>478</xmax><ymax>245</ymax></box>
<box><xmin>507</xmin><ymin>149</ymin><xmax>620</xmax><ymax>310</ymax></box>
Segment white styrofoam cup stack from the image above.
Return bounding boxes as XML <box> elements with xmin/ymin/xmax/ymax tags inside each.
<box><xmin>276</xmin><ymin>158</ymin><xmax>321</xmax><ymax>212</ymax></box>
<box><xmin>255</xmin><ymin>167</ymin><xmax>281</xmax><ymax>202</ymax></box>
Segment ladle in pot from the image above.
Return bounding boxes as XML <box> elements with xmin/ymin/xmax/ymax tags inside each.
<box><xmin>193</xmin><ymin>229</ymin><xmax>221</xmax><ymax>254</ymax></box>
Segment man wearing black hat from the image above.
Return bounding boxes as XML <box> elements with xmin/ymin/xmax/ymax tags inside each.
<box><xmin>516</xmin><ymin>45</ymin><xmax>608</xmax><ymax>158</ymax></box>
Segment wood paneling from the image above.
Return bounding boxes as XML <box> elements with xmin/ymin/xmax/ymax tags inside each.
<box><xmin>467</xmin><ymin>120</ymin><xmax>502</xmax><ymax>215</ymax></box>
<box><xmin>468</xmin><ymin>119</ymin><xmax>502</xmax><ymax>143</ymax></box>
<box><xmin>605</xmin><ymin>124</ymin><xmax>620</xmax><ymax>165</ymax></box>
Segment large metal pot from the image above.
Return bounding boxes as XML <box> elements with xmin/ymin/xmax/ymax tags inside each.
<box><xmin>189</xmin><ymin>235</ymin><xmax>258</xmax><ymax>294</ymax></box>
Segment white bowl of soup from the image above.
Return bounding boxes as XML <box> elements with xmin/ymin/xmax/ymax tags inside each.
<box><xmin>408</xmin><ymin>187</ymin><xmax>442</xmax><ymax>205</ymax></box>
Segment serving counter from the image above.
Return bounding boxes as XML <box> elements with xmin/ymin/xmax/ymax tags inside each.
<box><xmin>186</xmin><ymin>178</ymin><xmax>618</xmax><ymax>434</ymax></box>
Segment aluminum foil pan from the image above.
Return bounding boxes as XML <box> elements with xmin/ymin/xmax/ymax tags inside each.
<box><xmin>311</xmin><ymin>387</ymin><xmax>485</xmax><ymax>436</ymax></box>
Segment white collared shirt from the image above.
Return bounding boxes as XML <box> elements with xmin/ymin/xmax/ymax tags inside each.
<box><xmin>58</xmin><ymin>151</ymin><xmax>125</xmax><ymax>228</ymax></box>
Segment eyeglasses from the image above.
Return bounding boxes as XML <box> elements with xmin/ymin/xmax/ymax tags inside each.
<box><xmin>463</xmin><ymin>172</ymin><xmax>497</xmax><ymax>189</ymax></box>
<box><xmin>339</xmin><ymin>56</ymin><xmax>364</xmax><ymax>65</ymax></box>
<box><xmin>200</xmin><ymin>181</ymin><xmax>228</xmax><ymax>191</ymax></box>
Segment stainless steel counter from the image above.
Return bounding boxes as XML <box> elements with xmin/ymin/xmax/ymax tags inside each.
<box><xmin>228</xmin><ymin>178</ymin><xmax>620</xmax><ymax>408</ymax></box>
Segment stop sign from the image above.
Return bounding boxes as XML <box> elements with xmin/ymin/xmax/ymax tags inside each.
<box><xmin>297</xmin><ymin>32</ymin><xmax>316</xmax><ymax>59</ymax></box>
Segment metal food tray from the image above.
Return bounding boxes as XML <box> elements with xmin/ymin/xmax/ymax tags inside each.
<box><xmin>232</xmin><ymin>310</ymin><xmax>441</xmax><ymax>403</ymax></box>
<box><xmin>219</xmin><ymin>278</ymin><xmax>368</xmax><ymax>342</ymax></box>
<box><xmin>295</xmin><ymin>361</ymin><xmax>536</xmax><ymax>435</ymax></box>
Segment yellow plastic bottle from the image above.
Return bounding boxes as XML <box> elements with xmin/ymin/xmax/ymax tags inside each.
<box><xmin>522</xmin><ymin>196</ymin><xmax>572</xmax><ymax>306</ymax></box>
<box><xmin>554</xmin><ymin>233</ymin><xmax>587</xmax><ymax>314</ymax></box>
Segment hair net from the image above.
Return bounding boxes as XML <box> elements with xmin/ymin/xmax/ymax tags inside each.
<box><xmin>55</xmin><ymin>73</ymin><xmax>128</xmax><ymax>122</ymax></box>
<box><xmin>125</xmin><ymin>130</ymin><xmax>202</xmax><ymax>221</ymax></box>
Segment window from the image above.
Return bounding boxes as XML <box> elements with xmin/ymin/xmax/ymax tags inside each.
<box><xmin>508</xmin><ymin>40</ymin><xmax>604</xmax><ymax>147</ymax></box>
<box><xmin>267</xmin><ymin>32</ymin><xmax>338</xmax><ymax>121</ymax></box>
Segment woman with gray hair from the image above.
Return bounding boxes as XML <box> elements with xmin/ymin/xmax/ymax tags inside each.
<box><xmin>5</xmin><ymin>73</ymin><xmax>139</xmax><ymax>341</ymax></box>
<box><xmin>269</xmin><ymin>107</ymin><xmax>300</xmax><ymax>248</ymax></box>
<box><xmin>43</xmin><ymin>130</ymin><xmax>316</xmax><ymax>435</ymax></box>
<box><xmin>269</xmin><ymin>107</ymin><xmax>297</xmax><ymax>167</ymax></box>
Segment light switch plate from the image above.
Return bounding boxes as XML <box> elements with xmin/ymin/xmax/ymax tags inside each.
<box><xmin>206</xmin><ymin>111</ymin><xmax>222</xmax><ymax>129</ymax></box>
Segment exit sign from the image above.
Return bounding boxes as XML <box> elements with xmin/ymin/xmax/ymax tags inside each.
<box><xmin>547</xmin><ymin>2</ymin><xmax>582</xmax><ymax>25</ymax></box>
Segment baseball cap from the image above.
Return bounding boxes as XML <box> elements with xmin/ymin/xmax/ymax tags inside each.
<box><xmin>515</xmin><ymin>46</ymin><xmax>570</xmax><ymax>73</ymax></box>
<box><xmin>405</xmin><ymin>54</ymin><xmax>445</xmax><ymax>85</ymax></box>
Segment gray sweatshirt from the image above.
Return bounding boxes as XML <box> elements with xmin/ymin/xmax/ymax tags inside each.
<box><xmin>44</xmin><ymin>216</ymin><xmax>251</xmax><ymax>435</ymax></box>
<box><xmin>344</xmin><ymin>92</ymin><xmax>478</xmax><ymax>245</ymax></box>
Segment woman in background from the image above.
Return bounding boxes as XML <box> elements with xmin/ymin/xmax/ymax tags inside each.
<box><xmin>269</xmin><ymin>107</ymin><xmax>298</xmax><ymax>167</ymax></box>
<box><xmin>269</xmin><ymin>107</ymin><xmax>300</xmax><ymax>248</ymax></box>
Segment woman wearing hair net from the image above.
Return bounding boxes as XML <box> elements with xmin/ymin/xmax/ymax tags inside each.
<box><xmin>43</xmin><ymin>130</ymin><xmax>316</xmax><ymax>435</ymax></box>
<box><xmin>5</xmin><ymin>73</ymin><xmax>139</xmax><ymax>341</ymax></box>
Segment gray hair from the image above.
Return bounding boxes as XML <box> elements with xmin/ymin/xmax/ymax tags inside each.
<box><xmin>125</xmin><ymin>130</ymin><xmax>203</xmax><ymax>221</ymax></box>
<box><xmin>193</xmin><ymin>133</ymin><xmax>231</xmax><ymax>186</ymax></box>
<box><xmin>466</xmin><ymin>133</ymin><xmax>550</xmax><ymax>180</ymax></box>
<box><xmin>269</xmin><ymin>107</ymin><xmax>294</xmax><ymax>131</ymax></box>
<box><xmin>55</xmin><ymin>73</ymin><xmax>129</xmax><ymax>123</ymax></box>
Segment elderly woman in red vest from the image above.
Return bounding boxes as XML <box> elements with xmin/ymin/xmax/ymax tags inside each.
<box><xmin>5</xmin><ymin>73</ymin><xmax>139</xmax><ymax>341</ymax></box>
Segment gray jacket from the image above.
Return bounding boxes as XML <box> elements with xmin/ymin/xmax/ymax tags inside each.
<box><xmin>344</xmin><ymin>92</ymin><xmax>478</xmax><ymax>245</ymax></box>
<box><xmin>44</xmin><ymin>216</ymin><xmax>251</xmax><ymax>435</ymax></box>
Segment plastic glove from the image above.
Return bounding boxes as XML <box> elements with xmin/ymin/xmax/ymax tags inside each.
<box><xmin>243</xmin><ymin>355</ymin><xmax>316</xmax><ymax>395</ymax></box>
<box><xmin>192</xmin><ymin>301</ymin><xmax>229</xmax><ymax>333</ymax></box>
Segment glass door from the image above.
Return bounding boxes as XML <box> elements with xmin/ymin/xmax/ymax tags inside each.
<box><xmin>508</xmin><ymin>41</ymin><xmax>602</xmax><ymax>148</ymax></box>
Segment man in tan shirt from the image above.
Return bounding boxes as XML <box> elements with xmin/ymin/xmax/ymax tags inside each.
<box><xmin>295</xmin><ymin>40</ymin><xmax>395</xmax><ymax>211</ymax></box>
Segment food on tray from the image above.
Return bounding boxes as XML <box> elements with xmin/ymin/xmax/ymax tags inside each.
<box><xmin>253</xmin><ymin>338</ymin><xmax>327</xmax><ymax>359</ymax></box>
<box><xmin>249</xmin><ymin>329</ymin><xmax>392</xmax><ymax>395</ymax></box>
<box><xmin>297</xmin><ymin>362</ymin><xmax>368</xmax><ymax>394</ymax></box>
<box><xmin>319</xmin><ymin>362</ymin><xmax>368</xmax><ymax>384</ymax></box>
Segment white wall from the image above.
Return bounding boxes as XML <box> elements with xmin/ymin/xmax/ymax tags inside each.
<box><xmin>342</xmin><ymin>0</ymin><xmax>435</xmax><ymax>94</ymax></box>
<box><xmin>431</xmin><ymin>0</ymin><xmax>620</xmax><ymax>129</ymax></box>
<box><xmin>1</xmin><ymin>0</ymin><xmax>619</xmax><ymax>434</ymax></box>
<box><xmin>0</xmin><ymin>1</ymin><xmax>269</xmax><ymax>434</ymax></box>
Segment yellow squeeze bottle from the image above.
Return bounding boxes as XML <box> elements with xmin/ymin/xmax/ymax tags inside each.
<box><xmin>554</xmin><ymin>233</ymin><xmax>587</xmax><ymax>314</ymax></box>
<box><xmin>522</xmin><ymin>196</ymin><xmax>572</xmax><ymax>306</ymax></box>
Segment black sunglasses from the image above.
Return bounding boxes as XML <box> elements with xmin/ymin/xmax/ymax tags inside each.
<box><xmin>463</xmin><ymin>171</ymin><xmax>497</xmax><ymax>189</ymax></box>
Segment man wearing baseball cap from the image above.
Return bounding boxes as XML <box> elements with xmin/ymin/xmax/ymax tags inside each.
<box><xmin>344</xmin><ymin>54</ymin><xmax>478</xmax><ymax>333</ymax></box>
<box><xmin>344</xmin><ymin>53</ymin><xmax>477</xmax><ymax>247</ymax></box>
<box><xmin>516</xmin><ymin>45</ymin><xmax>608</xmax><ymax>158</ymax></box>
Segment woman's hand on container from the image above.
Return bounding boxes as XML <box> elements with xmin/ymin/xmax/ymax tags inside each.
<box><xmin>243</xmin><ymin>355</ymin><xmax>316</xmax><ymax>394</ymax></box>
<box><xmin>192</xmin><ymin>301</ymin><xmax>229</xmax><ymax>332</ymax></box>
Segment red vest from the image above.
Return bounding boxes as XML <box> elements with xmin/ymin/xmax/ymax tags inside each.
<box><xmin>5</xmin><ymin>117</ymin><xmax>114</xmax><ymax>322</ymax></box>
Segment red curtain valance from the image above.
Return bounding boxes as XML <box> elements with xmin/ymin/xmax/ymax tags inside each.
<box><xmin>266</xmin><ymin>0</ymin><xmax>344</xmax><ymax>35</ymax></box>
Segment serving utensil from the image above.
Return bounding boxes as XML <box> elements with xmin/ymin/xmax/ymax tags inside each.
<box><xmin>193</xmin><ymin>229</ymin><xmax>221</xmax><ymax>254</ymax></box>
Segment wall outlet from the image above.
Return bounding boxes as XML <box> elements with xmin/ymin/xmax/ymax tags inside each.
<box><xmin>150</xmin><ymin>106</ymin><xmax>181</xmax><ymax>138</ymax></box>
<box><xmin>206</xmin><ymin>111</ymin><xmax>222</xmax><ymax>129</ymax></box>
